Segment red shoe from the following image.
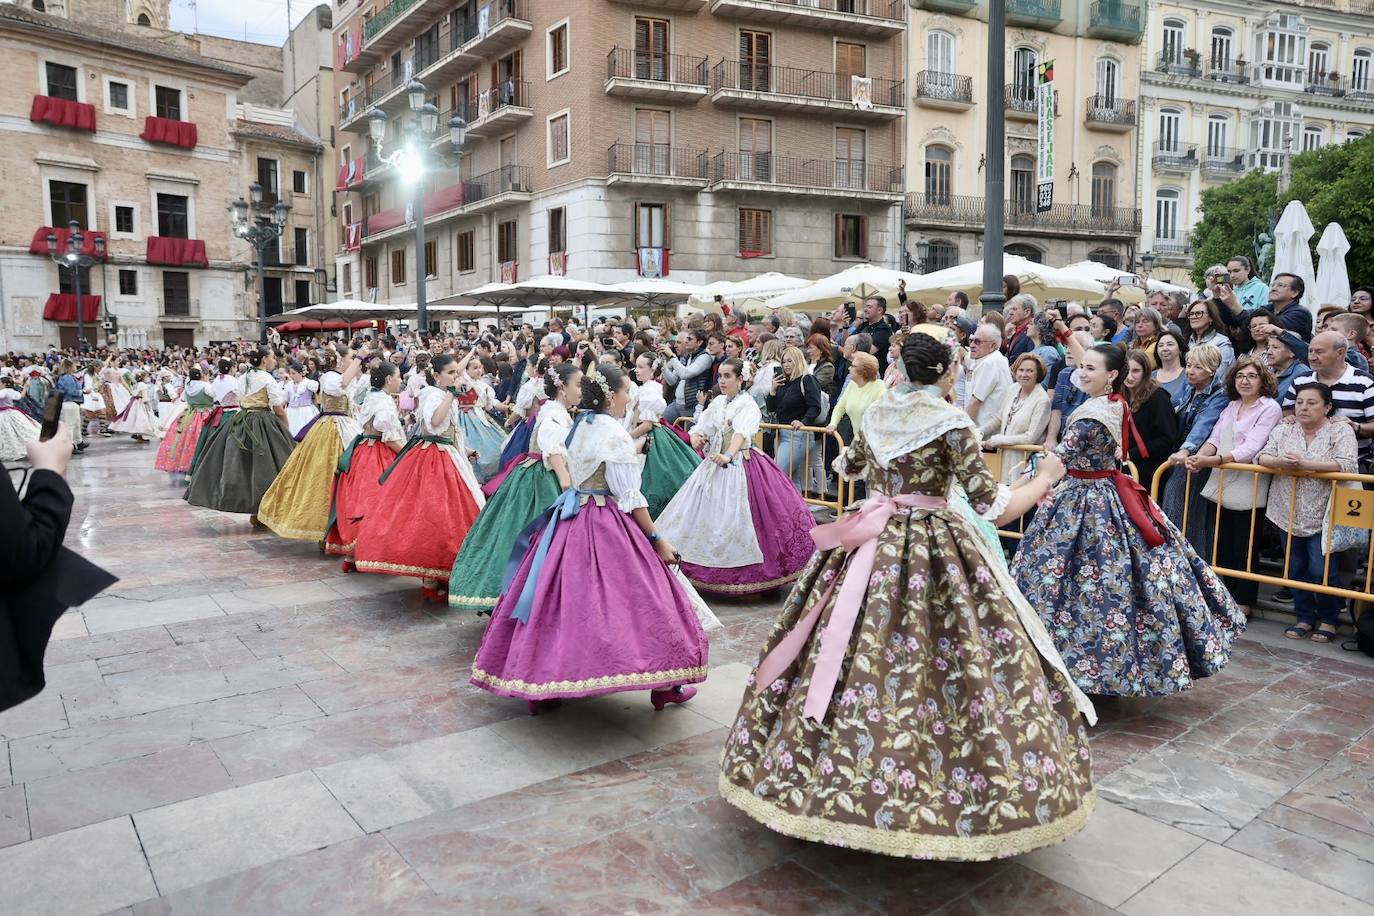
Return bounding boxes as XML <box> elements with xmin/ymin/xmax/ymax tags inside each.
<box><xmin>525</xmin><ymin>698</ymin><xmax>563</xmax><ymax>715</ymax></box>
<box><xmin>650</xmin><ymin>686</ymin><xmax>697</xmax><ymax>711</ymax></box>
<box><xmin>339</xmin><ymin>559</ymin><xmax>356</xmax><ymax>573</ymax></box>
<box><xmin>419</xmin><ymin>585</ymin><xmax>446</xmax><ymax>602</ymax></box>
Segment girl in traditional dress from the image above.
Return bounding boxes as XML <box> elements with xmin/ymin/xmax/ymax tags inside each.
<box><xmin>719</xmin><ymin>331</ymin><xmax>1097</xmax><ymax>861</ymax></box>
<box><xmin>627</xmin><ymin>353</ymin><xmax>702</xmax><ymax>518</ymax></box>
<box><xmin>326</xmin><ymin>362</ymin><xmax>405</xmax><ymax>568</ymax></box>
<box><xmin>656</xmin><ymin>359</ymin><xmax>816</xmax><ymax>596</ymax></box>
<box><xmin>257</xmin><ymin>351</ymin><xmax>365</xmax><ymax>542</ymax></box>
<box><xmin>455</xmin><ymin>354</ymin><xmax>506</xmax><ymax>482</ymax></box>
<box><xmin>154</xmin><ymin>367</ymin><xmax>214</xmax><ymax>482</ymax></box>
<box><xmin>353</xmin><ymin>354</ymin><xmax>485</xmax><ymax>601</ymax></box>
<box><xmin>80</xmin><ymin>364</ymin><xmax>108</xmax><ymax>437</ymax></box>
<box><xmin>100</xmin><ymin>360</ymin><xmax>132</xmax><ymax>419</ymax></box>
<box><xmin>186</xmin><ymin>359</ymin><xmax>242</xmax><ymax>482</ymax></box>
<box><xmin>448</xmin><ymin>362</ymin><xmax>579</xmax><ymax>613</ymax></box>
<box><xmin>1012</xmin><ymin>327</ymin><xmax>1246</xmax><ymax>697</ymax></box>
<box><xmin>283</xmin><ymin>363</ymin><xmax>320</xmax><ymax>437</ymax></box>
<box><xmin>184</xmin><ymin>348</ymin><xmax>296</xmax><ymax>519</ymax></box>
<box><xmin>0</xmin><ymin>379</ymin><xmax>40</xmax><ymax>462</ymax></box>
<box><xmin>109</xmin><ymin>371</ymin><xmax>160</xmax><ymax>442</ymax></box>
<box><xmin>471</xmin><ymin>364</ymin><xmax>710</xmax><ymax>715</ymax></box>
<box><xmin>492</xmin><ymin>353</ymin><xmax>550</xmax><ymax>487</ymax></box>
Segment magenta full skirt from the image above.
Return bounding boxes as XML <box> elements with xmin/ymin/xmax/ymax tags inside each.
<box><xmin>680</xmin><ymin>454</ymin><xmax>816</xmax><ymax>596</ymax></box>
<box><xmin>471</xmin><ymin>502</ymin><xmax>709</xmax><ymax>700</ymax></box>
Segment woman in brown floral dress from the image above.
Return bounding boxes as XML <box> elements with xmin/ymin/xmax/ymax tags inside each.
<box><xmin>719</xmin><ymin>332</ymin><xmax>1098</xmax><ymax>861</ymax></box>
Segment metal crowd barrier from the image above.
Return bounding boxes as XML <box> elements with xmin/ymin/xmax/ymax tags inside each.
<box><xmin>674</xmin><ymin>416</ymin><xmax>851</xmax><ymax>516</ymax></box>
<box><xmin>1152</xmin><ymin>461</ymin><xmax>1374</xmax><ymax>603</ymax></box>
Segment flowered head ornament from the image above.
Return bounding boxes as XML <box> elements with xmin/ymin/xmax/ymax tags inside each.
<box><xmin>585</xmin><ymin>365</ymin><xmax>610</xmax><ymax>399</ymax></box>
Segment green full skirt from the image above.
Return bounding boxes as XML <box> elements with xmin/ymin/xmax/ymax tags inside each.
<box><xmin>642</xmin><ymin>424</ymin><xmax>702</xmax><ymax>519</ymax></box>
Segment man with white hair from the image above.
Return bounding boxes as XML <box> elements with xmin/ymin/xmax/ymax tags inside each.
<box><xmin>1003</xmin><ymin>294</ymin><xmax>1037</xmax><ymax>361</ymax></box>
<box><xmin>967</xmin><ymin>323</ymin><xmax>1012</xmax><ymax>435</ymax></box>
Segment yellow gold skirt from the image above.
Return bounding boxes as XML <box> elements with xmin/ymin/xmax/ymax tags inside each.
<box><xmin>257</xmin><ymin>418</ymin><xmax>349</xmax><ymax>541</ymax></box>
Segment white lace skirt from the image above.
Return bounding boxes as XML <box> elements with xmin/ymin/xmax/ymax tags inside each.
<box><xmin>655</xmin><ymin>459</ymin><xmax>764</xmax><ymax>568</ymax></box>
<box><xmin>0</xmin><ymin>411</ymin><xmax>40</xmax><ymax>462</ymax></box>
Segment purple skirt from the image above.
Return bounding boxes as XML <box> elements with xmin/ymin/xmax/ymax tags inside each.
<box><xmin>471</xmin><ymin>501</ymin><xmax>709</xmax><ymax>700</ymax></box>
<box><xmin>681</xmin><ymin>453</ymin><xmax>816</xmax><ymax>596</ymax></box>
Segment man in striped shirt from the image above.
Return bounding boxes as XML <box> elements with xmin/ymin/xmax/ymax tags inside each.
<box><xmin>1280</xmin><ymin>331</ymin><xmax>1374</xmax><ymax>468</ymax></box>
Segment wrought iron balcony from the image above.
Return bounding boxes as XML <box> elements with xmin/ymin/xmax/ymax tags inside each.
<box><xmin>606</xmin><ymin>48</ymin><xmax>710</xmax><ymax>101</ymax></box>
<box><xmin>709</xmin><ymin>60</ymin><xmax>903</xmax><ymax>118</ymax></box>
<box><xmin>460</xmin><ymin>0</ymin><xmax>531</xmax><ymax>60</ymax></box>
<box><xmin>1156</xmin><ymin>50</ymin><xmax>1202</xmax><ymax>77</ymax></box>
<box><xmin>1152</xmin><ymin>238</ymin><xmax>1191</xmax><ymax>258</ymax></box>
<box><xmin>1085</xmin><ymin>95</ymin><xmax>1136</xmax><ymax>130</ymax></box>
<box><xmin>607</xmin><ymin>143</ymin><xmax>711</xmax><ymax>185</ymax></box>
<box><xmin>363</xmin><ymin>0</ymin><xmax>419</xmax><ymax>43</ymax></box>
<box><xmin>1201</xmin><ymin>147</ymin><xmax>1248</xmax><ymax>176</ymax></box>
<box><xmin>1304</xmin><ymin>73</ymin><xmax>1348</xmax><ymax>98</ymax></box>
<box><xmin>1006</xmin><ymin>0</ymin><xmax>1062</xmax><ymax>27</ymax></box>
<box><xmin>709</xmin><ymin>152</ymin><xmax>903</xmax><ymax>199</ymax></box>
<box><xmin>708</xmin><ymin>0</ymin><xmax>904</xmax><ymax>39</ymax></box>
<box><xmin>465</xmin><ymin>80</ymin><xmax>533</xmax><ymax>139</ymax></box>
<box><xmin>1086</xmin><ymin>1</ymin><xmax>1142</xmax><ymax>43</ymax></box>
<box><xmin>1153</xmin><ymin>143</ymin><xmax>1199</xmax><ymax>171</ymax></box>
<box><xmin>903</xmin><ymin>192</ymin><xmax>1142</xmax><ymax>238</ymax></box>
<box><xmin>1005</xmin><ymin>84</ymin><xmax>1057</xmax><ymax>120</ymax></box>
<box><xmin>914</xmin><ymin>71</ymin><xmax>973</xmax><ymax>108</ymax></box>
<box><xmin>461</xmin><ymin>165</ymin><xmax>533</xmax><ymax>213</ymax></box>
<box><xmin>1204</xmin><ymin>59</ymin><xmax>1250</xmax><ymax>84</ymax></box>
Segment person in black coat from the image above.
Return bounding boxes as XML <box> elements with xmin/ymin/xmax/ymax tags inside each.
<box><xmin>1124</xmin><ymin>349</ymin><xmax>1180</xmax><ymax>492</ymax></box>
<box><xmin>1</xmin><ymin>424</ymin><xmax>116</xmax><ymax>712</ymax></box>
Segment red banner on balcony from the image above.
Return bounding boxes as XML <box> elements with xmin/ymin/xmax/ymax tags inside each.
<box><xmin>362</xmin><ymin>184</ymin><xmax>465</xmax><ymax>237</ymax></box>
<box><xmin>336</xmin><ymin>157</ymin><xmax>365</xmax><ymax>190</ymax></box>
<box><xmin>337</xmin><ymin>22</ymin><xmax>363</xmax><ymax>69</ymax></box>
<box><xmin>147</xmin><ymin>237</ymin><xmax>209</xmax><ymax>267</ymax></box>
<box><xmin>30</xmin><ymin>95</ymin><xmax>96</xmax><ymax>132</ymax></box>
<box><xmin>345</xmin><ymin>221</ymin><xmax>362</xmax><ymax>251</ymax></box>
<box><xmin>140</xmin><ymin>116</ymin><xmax>198</xmax><ymax>149</ymax></box>
<box><xmin>29</xmin><ymin>226</ymin><xmax>107</xmax><ymax>258</ymax></box>
<box><xmin>636</xmin><ymin>248</ymin><xmax>669</xmax><ymax>277</ymax></box>
<box><xmin>500</xmin><ymin>260</ymin><xmax>518</xmax><ymax>284</ymax></box>
<box><xmin>548</xmin><ymin>251</ymin><xmax>567</xmax><ymax>276</ymax></box>
<box><xmin>43</xmin><ymin>293</ymin><xmax>101</xmax><ymax>322</ymax></box>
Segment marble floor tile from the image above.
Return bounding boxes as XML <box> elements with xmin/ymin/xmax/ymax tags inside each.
<box><xmin>25</xmin><ymin>744</ymin><xmax>234</xmax><ymax>839</ymax></box>
<box><xmin>1018</xmin><ymin>799</ymin><xmax>1205</xmax><ymax>907</ymax></box>
<box><xmin>671</xmin><ymin>661</ymin><xmax>752</xmax><ymax>727</ymax></box>
<box><xmin>82</xmin><ymin>595</ymin><xmax>226</xmax><ymax>636</ymax></box>
<box><xmin>43</xmin><ymin>626</ymin><xmax>179</xmax><ymax>667</ymax></box>
<box><xmin>209</xmin><ymin>580</ymin><xmax>351</xmax><ymax>615</ymax></box>
<box><xmin>0</xmin><ymin>688</ymin><xmax>68</xmax><ymax>741</ymax></box>
<box><xmin>1225</xmin><ymin>806</ymin><xmax>1374</xmax><ymax>902</ymax></box>
<box><xmin>95</xmin><ymin>636</ymin><xmax>258</xmax><ymax>682</ymax></box>
<box><xmin>0</xmin><ymin>783</ymin><xmax>29</xmax><ymax>849</ymax></box>
<box><xmin>934</xmin><ymin>863</ymin><xmax>1120</xmax><ymax>916</ymax></box>
<box><xmin>1119</xmin><ymin>841</ymin><xmax>1374</xmax><ymax>916</ymax></box>
<box><xmin>0</xmin><ymin>817</ymin><xmax>158</xmax><ymax>916</ymax></box>
<box><xmin>132</xmin><ymin>771</ymin><xmax>363</xmax><ymax>894</ymax></box>
<box><xmin>694</xmin><ymin>860</ymin><xmax>876</xmax><ymax>914</ymax></box>
<box><xmin>791</xmin><ymin>844</ymin><xmax>1006</xmax><ymax>915</ymax></box>
<box><xmin>1098</xmin><ymin>746</ymin><xmax>1293</xmax><ymax>842</ymax></box>
<box><xmin>49</xmin><ymin>612</ymin><xmax>90</xmax><ymax>641</ymax></box>
<box><xmin>1280</xmin><ymin>748</ymin><xmax>1374</xmax><ymax>838</ymax></box>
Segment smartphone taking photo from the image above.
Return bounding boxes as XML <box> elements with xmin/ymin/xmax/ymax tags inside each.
<box><xmin>39</xmin><ymin>391</ymin><xmax>64</xmax><ymax>442</ymax></box>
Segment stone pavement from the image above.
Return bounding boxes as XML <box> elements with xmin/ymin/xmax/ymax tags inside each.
<box><xmin>2</xmin><ymin>439</ymin><xmax>1373</xmax><ymax>916</ymax></box>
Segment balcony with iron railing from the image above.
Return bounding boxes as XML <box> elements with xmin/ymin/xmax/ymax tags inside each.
<box><xmin>461</xmin><ymin>0</ymin><xmax>531</xmax><ymax>60</ymax></box>
<box><xmin>1201</xmin><ymin>147</ymin><xmax>1249</xmax><ymax>177</ymax></box>
<box><xmin>362</xmin><ymin>0</ymin><xmax>451</xmax><ymax>57</ymax></box>
<box><xmin>605</xmin><ymin>48</ymin><xmax>710</xmax><ymax>102</ymax></box>
<box><xmin>708</xmin><ymin>0</ymin><xmax>904</xmax><ymax>38</ymax></box>
<box><xmin>1005</xmin><ymin>84</ymin><xmax>1057</xmax><ymax>120</ymax></box>
<box><xmin>903</xmin><ymin>192</ymin><xmax>1142</xmax><ymax>238</ymax></box>
<box><xmin>1204</xmin><ymin>58</ymin><xmax>1250</xmax><ymax>84</ymax></box>
<box><xmin>709</xmin><ymin>60</ymin><xmax>904</xmax><ymax>119</ymax></box>
<box><xmin>337</xmin><ymin>64</ymin><xmax>411</xmax><ymax>128</ymax></box>
<box><xmin>709</xmin><ymin>151</ymin><xmax>904</xmax><ymax>200</ymax></box>
<box><xmin>1153</xmin><ymin>142</ymin><xmax>1199</xmax><ymax>171</ymax></box>
<box><xmin>1086</xmin><ymin>1</ymin><xmax>1142</xmax><ymax>43</ymax></box>
<box><xmin>159</xmin><ymin>296</ymin><xmax>197</xmax><ymax>319</ymax></box>
<box><xmin>412</xmin><ymin>18</ymin><xmax>482</xmax><ymax>89</ymax></box>
<box><xmin>914</xmin><ymin>71</ymin><xmax>973</xmax><ymax>109</ymax></box>
<box><xmin>259</xmin><ymin>246</ymin><xmax>312</xmax><ymax>269</ymax></box>
<box><xmin>1085</xmin><ymin>95</ymin><xmax>1136</xmax><ymax>130</ymax></box>
<box><xmin>1156</xmin><ymin>49</ymin><xmax>1202</xmax><ymax>77</ymax></box>
<box><xmin>1006</xmin><ymin>0</ymin><xmax>1062</xmax><ymax>27</ymax></box>
<box><xmin>607</xmin><ymin>143</ymin><xmax>711</xmax><ymax>186</ymax></box>
<box><xmin>909</xmin><ymin>0</ymin><xmax>978</xmax><ymax>13</ymax></box>
<box><xmin>461</xmin><ymin>165</ymin><xmax>533</xmax><ymax>213</ymax></box>
<box><xmin>464</xmin><ymin>80</ymin><xmax>533</xmax><ymax>139</ymax></box>
<box><xmin>1151</xmin><ymin>237</ymin><xmax>1192</xmax><ymax>259</ymax></box>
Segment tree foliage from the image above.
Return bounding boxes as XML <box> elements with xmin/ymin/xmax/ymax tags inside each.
<box><xmin>1189</xmin><ymin>133</ymin><xmax>1374</xmax><ymax>289</ymax></box>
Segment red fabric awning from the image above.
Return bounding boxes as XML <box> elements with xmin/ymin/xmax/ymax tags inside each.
<box><xmin>140</xmin><ymin>116</ymin><xmax>198</xmax><ymax>149</ymax></box>
<box><xmin>43</xmin><ymin>293</ymin><xmax>101</xmax><ymax>322</ymax></box>
<box><xmin>30</xmin><ymin>95</ymin><xmax>96</xmax><ymax>132</ymax></box>
<box><xmin>363</xmin><ymin>184</ymin><xmax>465</xmax><ymax>238</ymax></box>
<box><xmin>30</xmin><ymin>226</ymin><xmax>107</xmax><ymax>258</ymax></box>
<box><xmin>147</xmin><ymin>237</ymin><xmax>209</xmax><ymax>267</ymax></box>
<box><xmin>276</xmin><ymin>319</ymin><xmax>377</xmax><ymax>333</ymax></box>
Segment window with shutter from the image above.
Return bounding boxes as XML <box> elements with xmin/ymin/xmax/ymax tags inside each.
<box><xmin>457</xmin><ymin>231</ymin><xmax>475</xmax><ymax>272</ymax></box>
<box><xmin>634</xmin><ymin>18</ymin><xmax>669</xmax><ymax>81</ymax></box>
<box><xmin>739</xmin><ymin>30</ymin><xmax>771</xmax><ymax>92</ymax></box>
<box><xmin>634</xmin><ymin>109</ymin><xmax>671</xmax><ymax>175</ymax></box>
<box><xmin>739</xmin><ymin>118</ymin><xmax>772</xmax><ymax>182</ymax></box>
<box><xmin>834</xmin><ymin>214</ymin><xmax>866</xmax><ymax>259</ymax></box>
<box><xmin>738</xmin><ymin>208</ymin><xmax>771</xmax><ymax>256</ymax></box>
<box><xmin>835</xmin><ymin>42</ymin><xmax>865</xmax><ymax>101</ymax></box>
<box><xmin>390</xmin><ymin>249</ymin><xmax>406</xmax><ymax>285</ymax></box>
<box><xmin>836</xmin><ymin>128</ymin><xmax>866</xmax><ymax>190</ymax></box>
<box><xmin>634</xmin><ymin>202</ymin><xmax>668</xmax><ymax>249</ymax></box>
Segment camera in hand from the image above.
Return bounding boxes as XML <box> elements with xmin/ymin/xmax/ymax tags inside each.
<box><xmin>39</xmin><ymin>392</ymin><xmax>64</xmax><ymax>442</ymax></box>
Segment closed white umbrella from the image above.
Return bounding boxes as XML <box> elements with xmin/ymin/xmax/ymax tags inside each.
<box><xmin>1271</xmin><ymin>199</ymin><xmax>1318</xmax><ymax>317</ymax></box>
<box><xmin>763</xmin><ymin>263</ymin><xmax>926</xmax><ymax>313</ymax></box>
<box><xmin>1314</xmin><ymin>222</ymin><xmax>1352</xmax><ymax>310</ymax></box>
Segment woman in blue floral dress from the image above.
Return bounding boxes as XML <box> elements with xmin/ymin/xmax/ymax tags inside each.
<box><xmin>1011</xmin><ymin>327</ymin><xmax>1246</xmax><ymax>697</ymax></box>
<box><xmin>719</xmin><ymin>332</ymin><xmax>1097</xmax><ymax>861</ymax></box>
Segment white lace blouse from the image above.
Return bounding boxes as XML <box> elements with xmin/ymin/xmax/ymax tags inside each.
<box><xmin>535</xmin><ymin>401</ymin><xmax>573</xmax><ymax>462</ymax></box>
<box><xmin>567</xmin><ymin>413</ymin><xmax>648</xmax><ymax>513</ymax></box>
<box><xmin>357</xmin><ymin>390</ymin><xmax>405</xmax><ymax>444</ymax></box>
<box><xmin>695</xmin><ymin>393</ymin><xmax>761</xmax><ymax>455</ymax></box>
<box><xmin>240</xmin><ymin>370</ymin><xmax>285</xmax><ymax>406</ymax></box>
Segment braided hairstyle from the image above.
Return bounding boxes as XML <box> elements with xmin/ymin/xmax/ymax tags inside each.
<box><xmin>246</xmin><ymin>346</ymin><xmax>275</xmax><ymax>370</ymax></box>
<box><xmin>579</xmin><ymin>365</ymin><xmax>626</xmax><ymax>413</ymax></box>
<box><xmin>369</xmin><ymin>361</ymin><xmax>398</xmax><ymax>389</ymax></box>
<box><xmin>544</xmin><ymin>360</ymin><xmax>580</xmax><ymax>399</ymax></box>
<box><xmin>900</xmin><ymin>332</ymin><xmax>954</xmax><ymax>385</ymax></box>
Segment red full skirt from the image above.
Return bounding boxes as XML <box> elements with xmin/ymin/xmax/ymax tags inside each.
<box><xmin>353</xmin><ymin>445</ymin><xmax>481</xmax><ymax>579</ymax></box>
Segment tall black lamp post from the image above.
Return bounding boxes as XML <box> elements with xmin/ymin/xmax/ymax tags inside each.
<box><xmin>366</xmin><ymin>79</ymin><xmax>467</xmax><ymax>334</ymax></box>
<box><xmin>46</xmin><ymin>220</ymin><xmax>105</xmax><ymax>352</ymax></box>
<box><xmin>231</xmin><ymin>183</ymin><xmax>291</xmax><ymax>345</ymax></box>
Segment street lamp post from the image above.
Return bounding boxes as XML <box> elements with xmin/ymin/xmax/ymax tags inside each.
<box><xmin>46</xmin><ymin>220</ymin><xmax>106</xmax><ymax>352</ymax></box>
<box><xmin>367</xmin><ymin>79</ymin><xmax>467</xmax><ymax>335</ymax></box>
<box><xmin>1139</xmin><ymin>251</ymin><xmax>1156</xmax><ymax>282</ymax></box>
<box><xmin>230</xmin><ymin>184</ymin><xmax>291</xmax><ymax>345</ymax></box>
<box><xmin>979</xmin><ymin>0</ymin><xmax>1008</xmax><ymax>319</ymax></box>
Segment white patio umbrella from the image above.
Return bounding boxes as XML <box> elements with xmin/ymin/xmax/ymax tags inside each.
<box><xmin>1061</xmin><ymin>260</ymin><xmax>1193</xmax><ymax>303</ymax></box>
<box><xmin>611</xmin><ymin>277</ymin><xmax>701</xmax><ymax>308</ymax></box>
<box><xmin>686</xmin><ymin>272</ymin><xmax>812</xmax><ymax>314</ymax></box>
<box><xmin>270</xmin><ymin>302</ymin><xmax>417</xmax><ymax>322</ymax></box>
<box><xmin>763</xmin><ymin>263</ymin><xmax>926</xmax><ymax>313</ymax></box>
<box><xmin>1271</xmin><ymin>199</ymin><xmax>1318</xmax><ymax>318</ymax></box>
<box><xmin>1314</xmin><ymin>222</ymin><xmax>1352</xmax><ymax>309</ymax></box>
<box><xmin>903</xmin><ymin>255</ymin><xmax>1109</xmax><ymax>307</ymax></box>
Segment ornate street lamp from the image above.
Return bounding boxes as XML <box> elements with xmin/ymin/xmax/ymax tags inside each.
<box><xmin>231</xmin><ymin>184</ymin><xmax>291</xmax><ymax>344</ymax></box>
<box><xmin>46</xmin><ymin>219</ymin><xmax>106</xmax><ymax>351</ymax></box>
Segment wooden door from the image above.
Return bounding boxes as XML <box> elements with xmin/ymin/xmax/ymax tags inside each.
<box><xmin>634</xmin><ymin>18</ymin><xmax>669</xmax><ymax>81</ymax></box>
<box><xmin>739</xmin><ymin>117</ymin><xmax>772</xmax><ymax>181</ymax></box>
<box><xmin>835</xmin><ymin>42</ymin><xmax>866</xmax><ymax>101</ymax></box>
<box><xmin>634</xmin><ymin>109</ymin><xmax>670</xmax><ymax>175</ymax></box>
<box><xmin>835</xmin><ymin>127</ymin><xmax>866</xmax><ymax>189</ymax></box>
<box><xmin>739</xmin><ymin>30</ymin><xmax>771</xmax><ymax>92</ymax></box>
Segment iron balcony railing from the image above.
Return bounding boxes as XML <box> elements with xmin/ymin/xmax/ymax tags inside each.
<box><xmin>710</xmin><ymin>60</ymin><xmax>904</xmax><ymax>108</ymax></box>
<box><xmin>1152</xmin><ymin>238</ymin><xmax>1190</xmax><ymax>255</ymax></box>
<box><xmin>436</xmin><ymin>97</ymin><xmax>480</xmax><ymax>131</ymax></box>
<box><xmin>738</xmin><ymin>0</ymin><xmax>904</xmax><ymax>20</ymax></box>
<box><xmin>608</xmin><ymin>143</ymin><xmax>711</xmax><ymax>180</ymax></box>
<box><xmin>710</xmin><ymin>152</ymin><xmax>903</xmax><ymax>193</ymax></box>
<box><xmin>903</xmin><ymin>192</ymin><xmax>1142</xmax><ymax>235</ymax></box>
<box><xmin>1006</xmin><ymin>0</ymin><xmax>1063</xmax><ymax>20</ymax></box>
<box><xmin>1153</xmin><ymin>142</ymin><xmax>1200</xmax><ymax>168</ymax></box>
<box><xmin>1201</xmin><ymin>147</ymin><xmax>1248</xmax><ymax>174</ymax></box>
<box><xmin>1157</xmin><ymin>50</ymin><xmax>1202</xmax><ymax>76</ymax></box>
<box><xmin>363</xmin><ymin>0</ymin><xmax>420</xmax><ymax>43</ymax></box>
<box><xmin>475</xmin><ymin>79</ymin><xmax>530</xmax><ymax>117</ymax></box>
<box><xmin>337</xmin><ymin>67</ymin><xmax>409</xmax><ymax>123</ymax></box>
<box><xmin>915</xmin><ymin>70</ymin><xmax>973</xmax><ymax>104</ymax></box>
<box><xmin>462</xmin><ymin>165</ymin><xmax>532</xmax><ymax>203</ymax></box>
<box><xmin>1005</xmin><ymin>83</ymin><xmax>1057</xmax><ymax>116</ymax></box>
<box><xmin>1205</xmin><ymin>59</ymin><xmax>1250</xmax><ymax>84</ymax></box>
<box><xmin>607</xmin><ymin>48</ymin><xmax>709</xmax><ymax>86</ymax></box>
<box><xmin>1088</xmin><ymin>1</ymin><xmax>1142</xmax><ymax>33</ymax></box>
<box><xmin>160</xmin><ymin>296</ymin><xmax>194</xmax><ymax>318</ymax></box>
<box><xmin>1304</xmin><ymin>73</ymin><xmax>1348</xmax><ymax>97</ymax></box>
<box><xmin>1085</xmin><ymin>95</ymin><xmax>1136</xmax><ymax>126</ymax></box>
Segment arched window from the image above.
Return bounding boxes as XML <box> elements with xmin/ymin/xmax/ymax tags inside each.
<box><xmin>924</xmin><ymin>145</ymin><xmax>952</xmax><ymax>204</ymax></box>
<box><xmin>1005</xmin><ymin>243</ymin><xmax>1042</xmax><ymax>263</ymax></box>
<box><xmin>1308</xmin><ymin>42</ymin><xmax>1330</xmax><ymax>83</ymax></box>
<box><xmin>1354</xmin><ymin>49</ymin><xmax>1373</xmax><ymax>95</ymax></box>
<box><xmin>1089</xmin><ymin>247</ymin><xmax>1122</xmax><ymax>270</ymax></box>
<box><xmin>1349</xmin><ymin>129</ymin><xmax>1369</xmax><ymax>142</ymax></box>
<box><xmin>1162</xmin><ymin>18</ymin><xmax>1187</xmax><ymax>66</ymax></box>
<box><xmin>1303</xmin><ymin>124</ymin><xmax>1325</xmax><ymax>152</ymax></box>
<box><xmin>1209</xmin><ymin>27</ymin><xmax>1234</xmax><ymax>74</ymax></box>
<box><xmin>32</xmin><ymin>0</ymin><xmax>45</xmax><ymax>10</ymax></box>
<box><xmin>1206</xmin><ymin>113</ymin><xmax>1230</xmax><ymax>157</ymax></box>
<box><xmin>1011</xmin><ymin>47</ymin><xmax>1038</xmax><ymax>104</ymax></box>
<box><xmin>1096</xmin><ymin>58</ymin><xmax>1119</xmax><ymax>106</ymax></box>
<box><xmin>1155</xmin><ymin>189</ymin><xmax>1181</xmax><ymax>242</ymax></box>
<box><xmin>137</xmin><ymin>13</ymin><xmax>152</xmax><ymax>25</ymax></box>
<box><xmin>927</xmin><ymin>30</ymin><xmax>955</xmax><ymax>75</ymax></box>
<box><xmin>1010</xmin><ymin>154</ymin><xmax>1035</xmax><ymax>213</ymax></box>
<box><xmin>927</xmin><ymin>239</ymin><xmax>958</xmax><ymax>272</ymax></box>
<box><xmin>1091</xmin><ymin>162</ymin><xmax>1117</xmax><ymax>214</ymax></box>
<box><xmin>1158</xmin><ymin>106</ymin><xmax>1183</xmax><ymax>153</ymax></box>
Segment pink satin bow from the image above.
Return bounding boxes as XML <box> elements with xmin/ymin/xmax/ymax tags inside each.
<box><xmin>754</xmin><ymin>492</ymin><xmax>948</xmax><ymax>721</ymax></box>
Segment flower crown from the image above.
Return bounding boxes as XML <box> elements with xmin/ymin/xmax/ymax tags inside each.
<box><xmin>585</xmin><ymin>365</ymin><xmax>610</xmax><ymax>399</ymax></box>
